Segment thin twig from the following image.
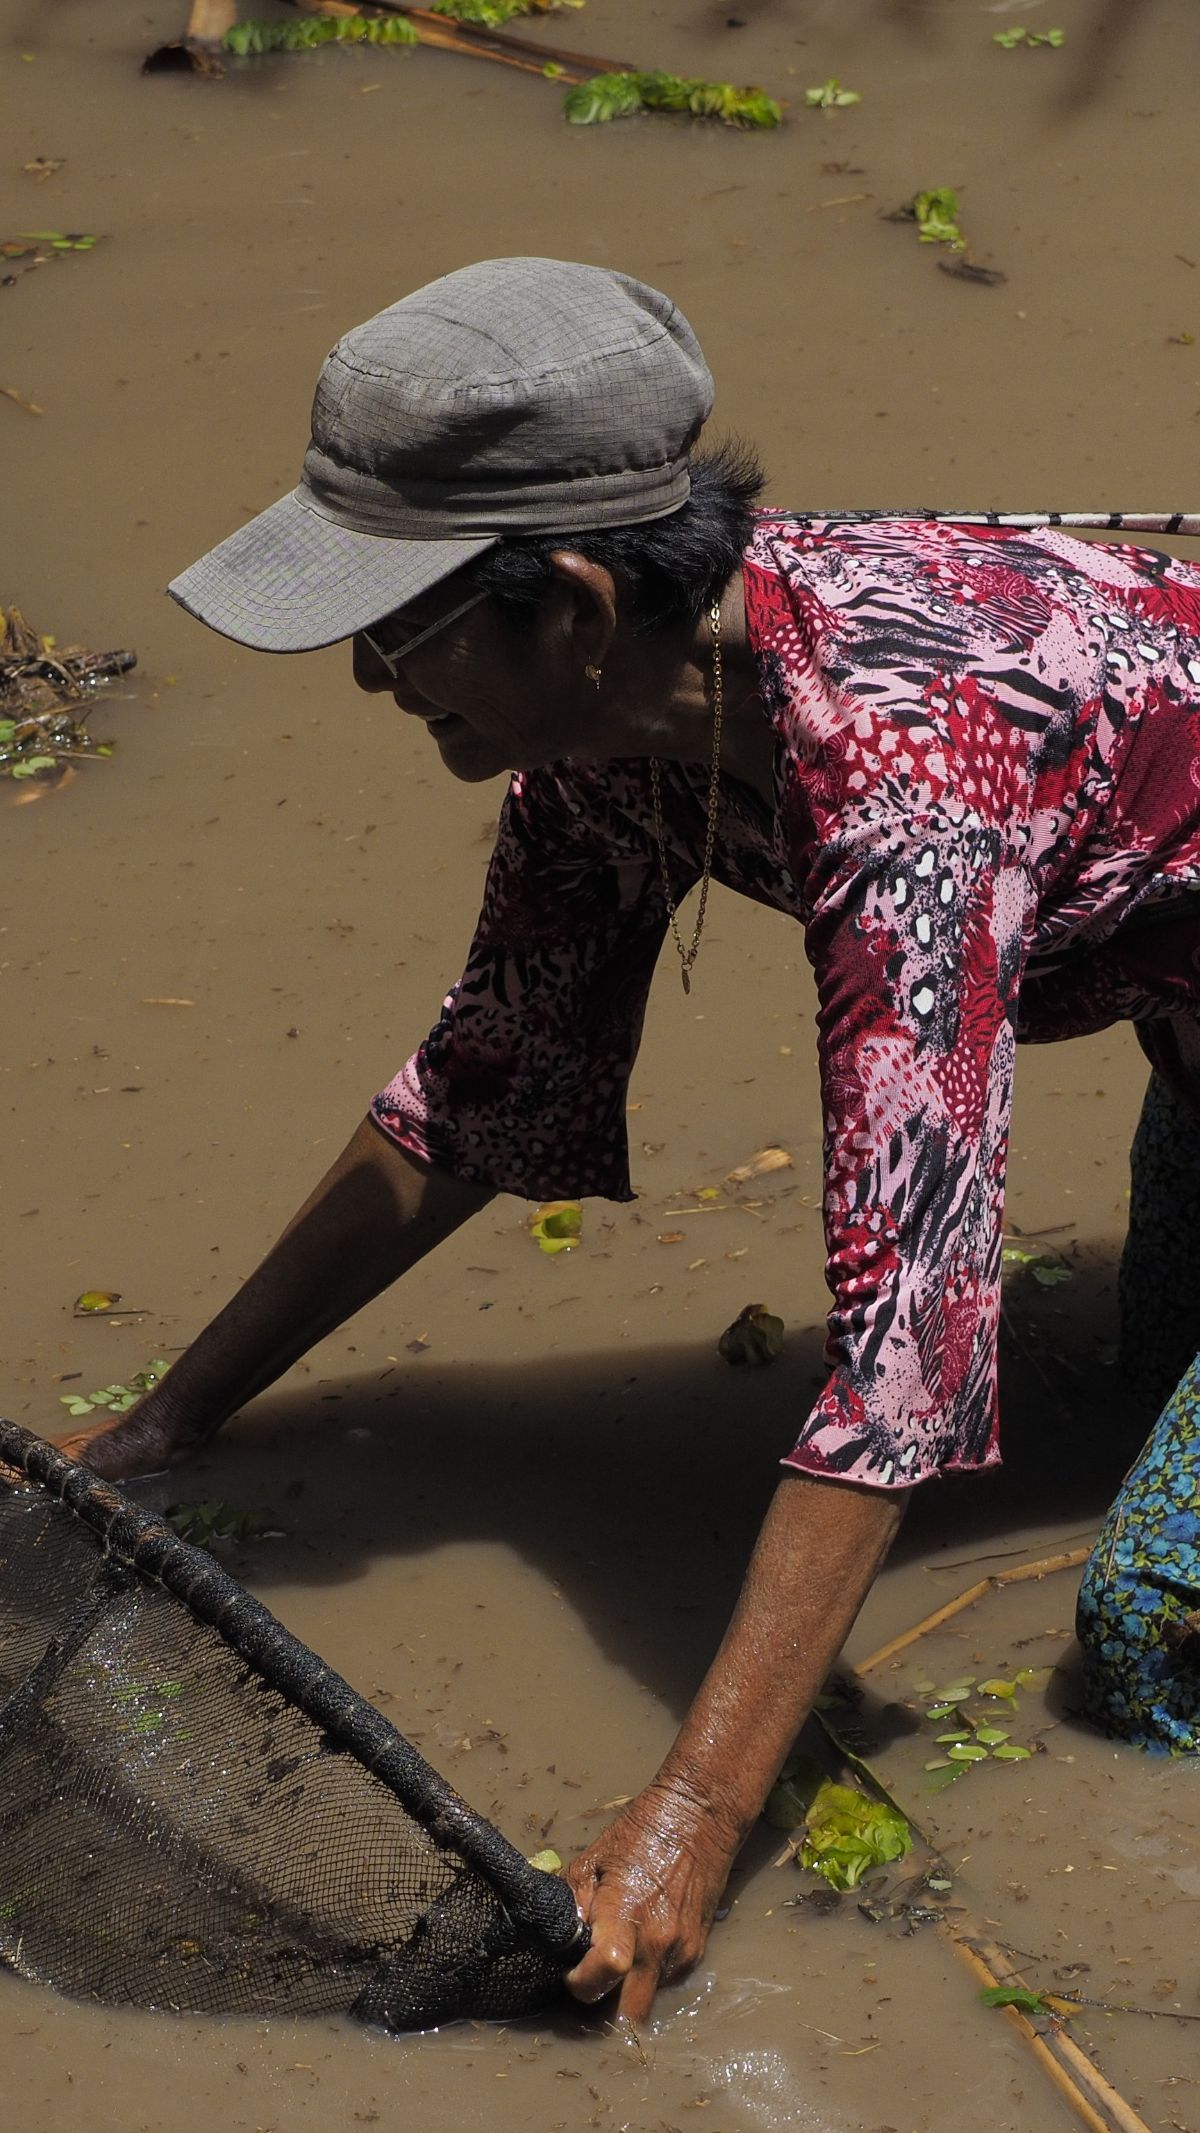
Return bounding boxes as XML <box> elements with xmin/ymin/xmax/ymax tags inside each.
<box><xmin>856</xmin><ymin>1545</ymin><xmax>1094</xmax><ymax>1674</ymax></box>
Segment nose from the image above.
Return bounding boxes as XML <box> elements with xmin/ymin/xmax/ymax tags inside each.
<box><xmin>352</xmin><ymin>632</ymin><xmax>392</xmax><ymax>694</ymax></box>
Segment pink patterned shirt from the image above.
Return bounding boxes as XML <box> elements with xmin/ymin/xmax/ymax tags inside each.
<box><xmin>373</xmin><ymin>517</ymin><xmax>1200</xmax><ymax>1488</ymax></box>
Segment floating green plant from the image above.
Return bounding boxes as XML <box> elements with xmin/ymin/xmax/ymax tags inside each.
<box><xmin>804</xmin><ymin>78</ymin><xmax>860</xmax><ymax>109</ymax></box>
<box><xmin>993</xmin><ymin>26</ymin><xmax>1065</xmax><ymax>49</ymax></box>
<box><xmin>60</xmin><ymin>1362</ymin><xmax>170</xmax><ymax>1421</ymax></box>
<box><xmin>431</xmin><ymin>0</ymin><xmax>583</xmax><ymax>21</ymax></box>
<box><xmin>564</xmin><ymin>70</ymin><xmax>782</xmax><ymax>128</ymax></box>
<box><xmin>223</xmin><ymin>15</ymin><xmax>419</xmax><ymax>54</ymax></box>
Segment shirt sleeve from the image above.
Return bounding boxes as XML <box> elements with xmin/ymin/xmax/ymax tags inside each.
<box><xmin>371</xmin><ymin>764</ymin><xmax>685</xmax><ymax>1202</ymax></box>
<box><xmin>782</xmin><ymin>808</ymin><xmax>1036</xmax><ymax>1488</ymax></box>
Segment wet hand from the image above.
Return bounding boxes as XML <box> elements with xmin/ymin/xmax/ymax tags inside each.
<box><xmin>57</xmin><ymin>1400</ymin><xmax>198</xmax><ymax>1481</ymax></box>
<box><xmin>563</xmin><ymin>1779</ymin><xmax>739</xmax><ymax>2025</ymax></box>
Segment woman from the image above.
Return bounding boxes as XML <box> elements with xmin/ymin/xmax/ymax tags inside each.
<box><xmin>65</xmin><ymin>257</ymin><xmax>1200</xmax><ymax>2018</ymax></box>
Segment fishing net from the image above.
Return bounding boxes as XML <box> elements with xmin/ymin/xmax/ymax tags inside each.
<box><xmin>0</xmin><ymin>1421</ymin><xmax>587</xmax><ymax>2029</ymax></box>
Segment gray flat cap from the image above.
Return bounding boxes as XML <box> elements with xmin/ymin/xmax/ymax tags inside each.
<box><xmin>168</xmin><ymin>257</ymin><xmax>714</xmax><ymax>652</ymax></box>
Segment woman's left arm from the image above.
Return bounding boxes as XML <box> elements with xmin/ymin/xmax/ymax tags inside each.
<box><xmin>563</xmin><ymin>1469</ymin><xmax>908</xmax><ymax>2021</ymax></box>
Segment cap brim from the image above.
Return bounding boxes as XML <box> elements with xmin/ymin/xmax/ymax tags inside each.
<box><xmin>167</xmin><ymin>489</ymin><xmax>498</xmax><ymax>653</ymax></box>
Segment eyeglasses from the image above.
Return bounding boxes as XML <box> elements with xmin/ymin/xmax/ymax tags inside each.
<box><xmin>359</xmin><ymin>589</ymin><xmax>488</xmax><ymax>678</ymax></box>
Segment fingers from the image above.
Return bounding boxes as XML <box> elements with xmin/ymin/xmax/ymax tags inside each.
<box><xmin>564</xmin><ymin>1915</ymin><xmax>637</xmax><ymax>2006</ymax></box>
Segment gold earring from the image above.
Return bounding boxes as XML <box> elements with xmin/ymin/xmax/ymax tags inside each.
<box><xmin>584</xmin><ymin>663</ymin><xmax>602</xmax><ymax>688</ymax></box>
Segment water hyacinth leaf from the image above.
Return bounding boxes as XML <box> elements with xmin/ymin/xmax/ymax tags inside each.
<box><xmin>60</xmin><ymin>1397</ymin><xmax>95</xmax><ymax>1418</ymax></box>
<box><xmin>947</xmin><ymin>1742</ymin><xmax>988</xmax><ymax>1762</ymax></box>
<box><xmin>910</xmin><ymin>187</ymin><xmax>966</xmax><ymax>249</ymax></box>
<box><xmin>935</xmin><ymin>1729</ymin><xmax>972</xmax><ymax>1744</ymax></box>
<box><xmin>990</xmin><ymin>1743</ymin><xmax>1032</xmax><ymax>1761</ymax></box>
<box><xmin>74</xmin><ymin>1289</ymin><xmax>121</xmax><ymax>1313</ymax></box>
<box><xmin>798</xmin><ymin>1780</ymin><xmax>911</xmax><ymax>1891</ymax></box>
<box><xmin>526</xmin><ymin>1848</ymin><xmax>564</xmax><ymax>1873</ymax></box>
<box><xmin>530</xmin><ymin>1201</ymin><xmax>583</xmax><ymax>1254</ymax></box>
<box><xmin>564</xmin><ymin>71</ymin><xmax>782</xmax><ymax>129</ymax></box>
<box><xmin>718</xmin><ymin>1302</ymin><xmax>785</xmax><ymax>1367</ymax></box>
<box><xmin>224</xmin><ymin>15</ymin><xmax>420</xmax><ymax>54</ymax></box>
<box><xmin>924</xmin><ymin>1701</ymin><xmax>961</xmax><ymax>1720</ymax></box>
<box><xmin>974</xmin><ymin>1726</ymin><xmax>1010</xmax><ymax>1747</ymax></box>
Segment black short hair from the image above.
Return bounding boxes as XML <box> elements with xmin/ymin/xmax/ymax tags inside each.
<box><xmin>463</xmin><ymin>438</ymin><xmax>767</xmax><ymax>635</ymax></box>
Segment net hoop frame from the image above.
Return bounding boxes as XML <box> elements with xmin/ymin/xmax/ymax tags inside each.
<box><xmin>0</xmin><ymin>1419</ymin><xmax>588</xmax><ymax>1968</ymax></box>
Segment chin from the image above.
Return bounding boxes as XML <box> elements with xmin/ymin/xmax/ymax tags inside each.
<box><xmin>431</xmin><ymin>721</ymin><xmax>511</xmax><ymax>783</ymax></box>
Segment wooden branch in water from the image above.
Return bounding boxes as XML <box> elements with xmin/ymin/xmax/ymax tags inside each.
<box><xmin>950</xmin><ymin>1930</ymin><xmax>1153</xmax><ymax>2133</ymax></box>
<box><xmin>856</xmin><ymin>1544</ymin><xmax>1094</xmax><ymax>1674</ymax></box>
<box><xmin>187</xmin><ymin>0</ymin><xmax>237</xmax><ymax>43</ymax></box>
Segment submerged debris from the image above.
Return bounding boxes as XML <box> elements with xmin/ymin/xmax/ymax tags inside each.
<box><xmin>166</xmin><ymin>1499</ymin><xmax>285</xmax><ymax>1549</ymax></box>
<box><xmin>1</xmin><ymin>230</ymin><xmax>101</xmax><ymax>288</ymax></box>
<box><xmin>718</xmin><ymin>1301</ymin><xmax>785</xmax><ymax>1366</ymax></box>
<box><xmin>1</xmin><ymin>607</ymin><xmax>136</xmax><ymax>788</ymax></box>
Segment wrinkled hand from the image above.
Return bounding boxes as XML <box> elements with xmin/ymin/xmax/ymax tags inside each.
<box><xmin>563</xmin><ymin>1779</ymin><xmax>740</xmax><ymax>2024</ymax></box>
<box><xmin>57</xmin><ymin>1398</ymin><xmax>200</xmax><ymax>1481</ymax></box>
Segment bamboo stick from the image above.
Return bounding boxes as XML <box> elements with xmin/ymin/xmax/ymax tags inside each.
<box><xmin>857</xmin><ymin>1544</ymin><xmax>1094</xmax><ymax>1674</ymax></box>
<box><xmin>187</xmin><ymin>0</ymin><xmax>237</xmax><ymax>40</ymax></box>
<box><xmin>949</xmin><ymin>1930</ymin><xmax>1154</xmax><ymax>2133</ymax></box>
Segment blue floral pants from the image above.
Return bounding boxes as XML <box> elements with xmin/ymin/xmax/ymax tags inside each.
<box><xmin>1076</xmin><ymin>1072</ymin><xmax>1200</xmax><ymax>1750</ymax></box>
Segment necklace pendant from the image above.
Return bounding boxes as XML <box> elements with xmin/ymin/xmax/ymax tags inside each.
<box><xmin>680</xmin><ymin>967</ymin><xmax>692</xmax><ymax>997</ymax></box>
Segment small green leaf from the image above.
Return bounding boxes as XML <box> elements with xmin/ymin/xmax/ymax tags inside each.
<box><xmin>978</xmin><ymin>1677</ymin><xmax>1018</xmax><ymax>1699</ymax></box>
<box><xmin>1014</xmin><ymin>1665</ymin><xmax>1053</xmax><ymax>1690</ymax></box>
<box><xmin>926</xmin><ymin>1762</ymin><xmax>969</xmax><ymax>1792</ymax></box>
<box><xmin>975</xmin><ymin>1726</ymin><xmax>1010</xmax><ymax>1747</ymax></box>
<box><xmin>924</xmin><ymin>1701</ymin><xmax>961</xmax><ymax>1720</ymax></box>
<box><xmin>75</xmin><ymin>1289</ymin><xmax>121</xmax><ymax>1313</ymax></box>
<box><xmin>805</xmin><ymin>77</ymin><xmax>860</xmax><ymax>110</ymax></box>
<box><xmin>935</xmin><ymin>1729</ymin><xmax>972</xmax><ymax>1744</ymax></box>
<box><xmin>947</xmin><ymin>1742</ymin><xmax>988</xmax><ymax>1762</ymax></box>
<box><xmin>60</xmin><ymin>1396</ymin><xmax>95</xmax><ymax>1417</ymax></box>
<box><xmin>526</xmin><ymin>1848</ymin><xmax>563</xmax><ymax>1873</ymax></box>
<box><xmin>990</xmin><ymin>1743</ymin><xmax>1032</xmax><ymax>1761</ymax></box>
<box><xmin>924</xmin><ymin>1757</ymin><xmax>953</xmax><ymax>1771</ymax></box>
<box><xmin>1031</xmin><ymin>1263</ymin><xmax>1072</xmax><ymax>1286</ymax></box>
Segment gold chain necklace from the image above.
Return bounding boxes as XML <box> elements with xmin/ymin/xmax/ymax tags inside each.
<box><xmin>649</xmin><ymin>599</ymin><xmax>723</xmax><ymax>996</ymax></box>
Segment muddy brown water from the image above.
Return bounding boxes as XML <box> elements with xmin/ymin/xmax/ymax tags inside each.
<box><xmin>4</xmin><ymin>0</ymin><xmax>1200</xmax><ymax>2126</ymax></box>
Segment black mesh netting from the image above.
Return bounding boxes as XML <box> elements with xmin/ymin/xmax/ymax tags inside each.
<box><xmin>0</xmin><ymin>1421</ymin><xmax>587</xmax><ymax>2030</ymax></box>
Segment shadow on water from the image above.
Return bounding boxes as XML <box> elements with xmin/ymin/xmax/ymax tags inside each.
<box><xmin>132</xmin><ymin>1252</ymin><xmax>1152</xmax><ymax>1724</ymax></box>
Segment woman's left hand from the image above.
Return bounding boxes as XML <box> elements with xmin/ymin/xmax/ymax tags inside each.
<box><xmin>562</xmin><ymin>1777</ymin><xmax>740</xmax><ymax>2023</ymax></box>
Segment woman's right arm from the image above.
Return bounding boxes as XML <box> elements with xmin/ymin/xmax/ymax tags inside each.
<box><xmin>59</xmin><ymin>1119</ymin><xmax>493</xmax><ymax>1479</ymax></box>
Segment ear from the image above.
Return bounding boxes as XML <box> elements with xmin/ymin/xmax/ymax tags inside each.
<box><xmin>544</xmin><ymin>551</ymin><xmax>619</xmax><ymax>668</ymax></box>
